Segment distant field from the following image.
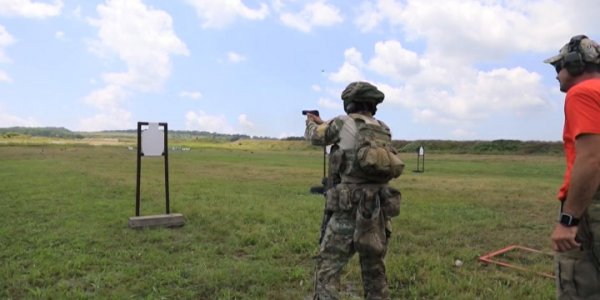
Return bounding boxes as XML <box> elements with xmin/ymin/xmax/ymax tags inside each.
<box><xmin>0</xmin><ymin>138</ymin><xmax>563</xmax><ymax>299</ymax></box>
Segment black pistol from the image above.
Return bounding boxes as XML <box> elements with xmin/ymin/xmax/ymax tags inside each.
<box><xmin>302</xmin><ymin>110</ymin><xmax>319</xmax><ymax>116</ymax></box>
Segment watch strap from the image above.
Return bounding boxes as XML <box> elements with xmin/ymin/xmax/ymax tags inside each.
<box><xmin>559</xmin><ymin>212</ymin><xmax>580</xmax><ymax>227</ymax></box>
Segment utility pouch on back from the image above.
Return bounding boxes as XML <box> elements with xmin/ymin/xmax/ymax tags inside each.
<box><xmin>353</xmin><ymin>188</ymin><xmax>387</xmax><ymax>256</ymax></box>
<box><xmin>356</xmin><ymin>145</ymin><xmax>405</xmax><ymax>180</ymax></box>
<box><xmin>347</xmin><ymin>115</ymin><xmax>405</xmax><ymax>183</ymax></box>
<box><xmin>379</xmin><ymin>186</ymin><xmax>401</xmax><ymax>218</ymax></box>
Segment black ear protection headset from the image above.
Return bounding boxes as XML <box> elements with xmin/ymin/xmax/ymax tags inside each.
<box><xmin>562</xmin><ymin>35</ymin><xmax>588</xmax><ymax>76</ymax></box>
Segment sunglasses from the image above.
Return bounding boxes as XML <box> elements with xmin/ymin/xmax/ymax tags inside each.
<box><xmin>554</xmin><ymin>63</ymin><xmax>563</xmax><ymax>74</ymax></box>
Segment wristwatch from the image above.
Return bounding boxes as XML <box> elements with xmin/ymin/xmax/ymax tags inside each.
<box><xmin>559</xmin><ymin>212</ymin><xmax>580</xmax><ymax>227</ymax></box>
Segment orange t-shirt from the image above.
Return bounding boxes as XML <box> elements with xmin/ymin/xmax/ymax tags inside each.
<box><xmin>558</xmin><ymin>78</ymin><xmax>600</xmax><ymax>200</ymax></box>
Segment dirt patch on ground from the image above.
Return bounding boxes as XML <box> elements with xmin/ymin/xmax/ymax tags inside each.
<box><xmin>83</xmin><ymin>138</ymin><xmax>124</xmax><ymax>146</ymax></box>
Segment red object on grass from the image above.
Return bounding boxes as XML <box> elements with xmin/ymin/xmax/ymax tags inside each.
<box><xmin>479</xmin><ymin>244</ymin><xmax>554</xmax><ymax>279</ymax></box>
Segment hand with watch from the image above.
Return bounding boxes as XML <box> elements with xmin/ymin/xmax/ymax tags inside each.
<box><xmin>551</xmin><ymin>208</ymin><xmax>582</xmax><ymax>252</ymax></box>
<box><xmin>558</xmin><ymin>212</ymin><xmax>580</xmax><ymax>227</ymax></box>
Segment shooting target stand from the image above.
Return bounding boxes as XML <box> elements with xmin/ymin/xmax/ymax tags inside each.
<box><xmin>128</xmin><ymin>122</ymin><xmax>184</xmax><ymax>229</ymax></box>
<box><xmin>413</xmin><ymin>146</ymin><xmax>425</xmax><ymax>173</ymax></box>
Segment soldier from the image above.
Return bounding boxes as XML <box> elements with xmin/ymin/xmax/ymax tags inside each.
<box><xmin>305</xmin><ymin>81</ymin><xmax>403</xmax><ymax>300</ymax></box>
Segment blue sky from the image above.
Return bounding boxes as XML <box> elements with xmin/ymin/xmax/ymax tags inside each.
<box><xmin>1</xmin><ymin>0</ymin><xmax>599</xmax><ymax>140</ymax></box>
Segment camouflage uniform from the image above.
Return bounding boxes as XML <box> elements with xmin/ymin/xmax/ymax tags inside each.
<box><xmin>306</xmin><ymin>114</ymin><xmax>398</xmax><ymax>300</ymax></box>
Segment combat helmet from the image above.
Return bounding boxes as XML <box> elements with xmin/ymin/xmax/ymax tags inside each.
<box><xmin>341</xmin><ymin>81</ymin><xmax>385</xmax><ymax>115</ymax></box>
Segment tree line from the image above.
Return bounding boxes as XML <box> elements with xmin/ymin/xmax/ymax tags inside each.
<box><xmin>1</xmin><ymin>127</ymin><xmax>563</xmax><ymax>154</ymax></box>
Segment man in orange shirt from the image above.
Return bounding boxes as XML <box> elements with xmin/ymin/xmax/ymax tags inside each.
<box><xmin>545</xmin><ymin>35</ymin><xmax>600</xmax><ymax>299</ymax></box>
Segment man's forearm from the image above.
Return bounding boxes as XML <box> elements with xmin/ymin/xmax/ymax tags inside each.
<box><xmin>564</xmin><ymin>158</ymin><xmax>600</xmax><ymax>216</ymax></box>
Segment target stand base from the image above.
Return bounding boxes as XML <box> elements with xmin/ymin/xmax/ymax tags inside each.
<box><xmin>128</xmin><ymin>213</ymin><xmax>184</xmax><ymax>229</ymax></box>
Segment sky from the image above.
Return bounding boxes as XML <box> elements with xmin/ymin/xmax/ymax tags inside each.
<box><xmin>1</xmin><ymin>0</ymin><xmax>600</xmax><ymax>141</ymax></box>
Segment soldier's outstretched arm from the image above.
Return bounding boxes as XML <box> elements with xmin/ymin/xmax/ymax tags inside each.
<box><xmin>304</xmin><ymin>115</ymin><xmax>341</xmax><ymax>146</ymax></box>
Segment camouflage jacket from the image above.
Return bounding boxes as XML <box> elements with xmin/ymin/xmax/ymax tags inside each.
<box><xmin>305</xmin><ymin>114</ymin><xmax>393</xmax><ymax>183</ymax></box>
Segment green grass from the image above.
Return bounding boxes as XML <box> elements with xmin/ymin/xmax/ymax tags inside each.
<box><xmin>0</xmin><ymin>141</ymin><xmax>563</xmax><ymax>299</ymax></box>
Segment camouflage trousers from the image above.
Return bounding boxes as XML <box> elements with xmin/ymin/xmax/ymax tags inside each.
<box><xmin>555</xmin><ymin>191</ymin><xmax>600</xmax><ymax>299</ymax></box>
<box><xmin>313</xmin><ymin>209</ymin><xmax>390</xmax><ymax>300</ymax></box>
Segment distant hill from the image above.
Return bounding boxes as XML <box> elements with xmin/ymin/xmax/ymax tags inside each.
<box><xmin>285</xmin><ymin>136</ymin><xmax>563</xmax><ymax>155</ymax></box>
<box><xmin>0</xmin><ymin>127</ymin><xmax>84</xmax><ymax>139</ymax></box>
<box><xmin>0</xmin><ymin>127</ymin><xmax>563</xmax><ymax>155</ymax></box>
<box><xmin>95</xmin><ymin>129</ymin><xmax>275</xmax><ymax>141</ymax></box>
<box><xmin>392</xmin><ymin>139</ymin><xmax>563</xmax><ymax>155</ymax></box>
<box><xmin>0</xmin><ymin>127</ymin><xmax>275</xmax><ymax>142</ymax></box>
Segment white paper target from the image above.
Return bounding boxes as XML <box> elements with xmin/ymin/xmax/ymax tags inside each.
<box><xmin>141</xmin><ymin>123</ymin><xmax>164</xmax><ymax>156</ymax></box>
<box><xmin>418</xmin><ymin>146</ymin><xmax>424</xmax><ymax>156</ymax></box>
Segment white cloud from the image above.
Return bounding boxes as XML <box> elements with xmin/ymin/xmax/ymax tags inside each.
<box><xmin>374</xmin><ymin>82</ymin><xmax>411</xmax><ymax>107</ymax></box>
<box><xmin>354</xmin><ymin>0</ymin><xmax>586</xmax><ymax>63</ymax></box>
<box><xmin>238</xmin><ymin>113</ymin><xmax>255</xmax><ymax>130</ymax></box>
<box><xmin>185</xmin><ymin>110</ymin><xmax>235</xmax><ymax>133</ymax></box>
<box><xmin>227</xmin><ymin>51</ymin><xmax>246</xmax><ymax>63</ymax></box>
<box><xmin>184</xmin><ymin>0</ymin><xmax>269</xmax><ymax>29</ymax></box>
<box><xmin>355</xmin><ymin>0</ymin><xmax>403</xmax><ymax>31</ymax></box>
<box><xmin>280</xmin><ymin>1</ymin><xmax>343</xmax><ymax>33</ymax></box>
<box><xmin>451</xmin><ymin>128</ymin><xmax>476</xmax><ymax>139</ymax></box>
<box><xmin>354</xmin><ymin>0</ymin><xmax>389</xmax><ymax>32</ymax></box>
<box><xmin>179</xmin><ymin>90</ymin><xmax>202</xmax><ymax>100</ymax></box>
<box><xmin>0</xmin><ymin>70</ymin><xmax>11</xmax><ymax>82</ymax></box>
<box><xmin>83</xmin><ymin>85</ymin><xmax>128</xmax><ymax>110</ymax></box>
<box><xmin>329</xmin><ymin>63</ymin><xmax>362</xmax><ymax>83</ymax></box>
<box><xmin>72</xmin><ymin>5</ymin><xmax>80</xmax><ymax>18</ymax></box>
<box><xmin>271</xmin><ymin>0</ymin><xmax>284</xmax><ymax>12</ymax></box>
<box><xmin>185</xmin><ymin>112</ymin><xmax>255</xmax><ymax>134</ymax></box>
<box><xmin>0</xmin><ymin>105</ymin><xmax>38</xmax><ymax>127</ymax></box>
<box><xmin>0</xmin><ymin>0</ymin><xmax>63</xmax><ymax>18</ymax></box>
<box><xmin>368</xmin><ymin>40</ymin><xmax>421</xmax><ymax>79</ymax></box>
<box><xmin>406</xmin><ymin>66</ymin><xmax>548</xmax><ymax>124</ymax></box>
<box><xmin>0</xmin><ymin>25</ymin><xmax>15</xmax><ymax>63</ymax></box>
<box><xmin>87</xmin><ymin>0</ymin><xmax>189</xmax><ymax>92</ymax></box>
<box><xmin>311</xmin><ymin>84</ymin><xmax>321</xmax><ymax>92</ymax></box>
<box><xmin>318</xmin><ymin>97</ymin><xmax>341</xmax><ymax>110</ymax></box>
<box><xmin>329</xmin><ymin>7</ymin><xmax>558</xmax><ymax>131</ymax></box>
<box><xmin>0</xmin><ymin>25</ymin><xmax>14</xmax><ymax>82</ymax></box>
<box><xmin>344</xmin><ymin>47</ymin><xmax>364</xmax><ymax>66</ymax></box>
<box><xmin>329</xmin><ymin>39</ymin><xmax>550</xmax><ymax>131</ymax></box>
<box><xmin>329</xmin><ymin>48</ymin><xmax>364</xmax><ymax>83</ymax></box>
<box><xmin>83</xmin><ymin>0</ymin><xmax>188</xmax><ymax>130</ymax></box>
<box><xmin>398</xmin><ymin>0</ymin><xmax>531</xmax><ymax>61</ymax></box>
<box><xmin>54</xmin><ymin>31</ymin><xmax>65</xmax><ymax>40</ymax></box>
<box><xmin>80</xmin><ymin>85</ymin><xmax>132</xmax><ymax>131</ymax></box>
<box><xmin>464</xmin><ymin>67</ymin><xmax>546</xmax><ymax>113</ymax></box>
<box><xmin>79</xmin><ymin>107</ymin><xmax>132</xmax><ymax>131</ymax></box>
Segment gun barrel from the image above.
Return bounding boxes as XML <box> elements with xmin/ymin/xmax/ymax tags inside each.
<box><xmin>302</xmin><ymin>110</ymin><xmax>319</xmax><ymax>116</ymax></box>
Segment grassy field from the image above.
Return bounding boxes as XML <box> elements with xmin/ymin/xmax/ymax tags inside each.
<box><xmin>0</xmin><ymin>138</ymin><xmax>564</xmax><ymax>299</ymax></box>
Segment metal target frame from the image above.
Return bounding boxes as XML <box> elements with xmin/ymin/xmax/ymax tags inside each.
<box><xmin>414</xmin><ymin>145</ymin><xmax>425</xmax><ymax>173</ymax></box>
<box><xmin>129</xmin><ymin>121</ymin><xmax>183</xmax><ymax>228</ymax></box>
<box><xmin>135</xmin><ymin>122</ymin><xmax>170</xmax><ymax>216</ymax></box>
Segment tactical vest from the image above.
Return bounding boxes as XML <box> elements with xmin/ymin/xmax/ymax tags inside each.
<box><xmin>342</xmin><ymin>114</ymin><xmax>404</xmax><ymax>183</ymax></box>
